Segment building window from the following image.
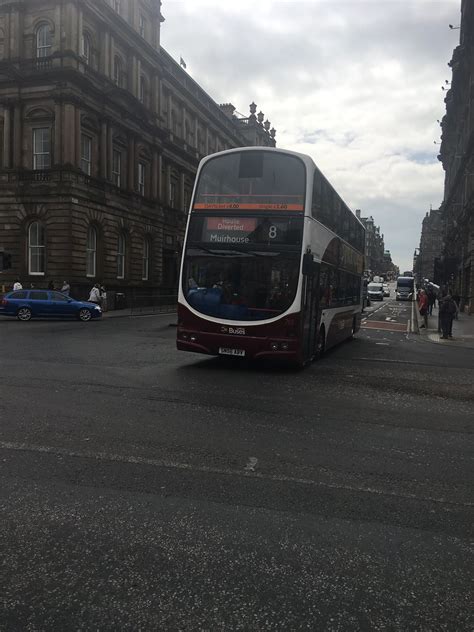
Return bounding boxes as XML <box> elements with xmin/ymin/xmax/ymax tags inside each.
<box><xmin>142</xmin><ymin>237</ymin><xmax>150</xmax><ymax>281</ymax></box>
<box><xmin>81</xmin><ymin>135</ymin><xmax>92</xmax><ymax>175</ymax></box>
<box><xmin>36</xmin><ymin>24</ymin><xmax>52</xmax><ymax>58</ymax></box>
<box><xmin>86</xmin><ymin>226</ymin><xmax>97</xmax><ymax>278</ymax></box>
<box><xmin>139</xmin><ymin>76</ymin><xmax>146</xmax><ymax>104</ymax></box>
<box><xmin>117</xmin><ymin>232</ymin><xmax>126</xmax><ymax>279</ymax></box>
<box><xmin>138</xmin><ymin>162</ymin><xmax>146</xmax><ymax>196</ymax></box>
<box><xmin>82</xmin><ymin>32</ymin><xmax>91</xmax><ymax>64</ymax></box>
<box><xmin>139</xmin><ymin>14</ymin><xmax>146</xmax><ymax>38</ymax></box>
<box><xmin>28</xmin><ymin>221</ymin><xmax>46</xmax><ymax>275</ymax></box>
<box><xmin>162</xmin><ymin>248</ymin><xmax>177</xmax><ymax>289</ymax></box>
<box><xmin>170</xmin><ymin>181</ymin><xmax>176</xmax><ymax>207</ymax></box>
<box><xmin>113</xmin><ymin>0</ymin><xmax>121</xmax><ymax>15</ymax></box>
<box><xmin>33</xmin><ymin>128</ymin><xmax>51</xmax><ymax>170</ymax></box>
<box><xmin>112</xmin><ymin>150</ymin><xmax>121</xmax><ymax>187</ymax></box>
<box><xmin>113</xmin><ymin>56</ymin><xmax>122</xmax><ymax>86</ymax></box>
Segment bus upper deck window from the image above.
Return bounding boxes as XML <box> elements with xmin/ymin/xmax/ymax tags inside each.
<box><xmin>239</xmin><ymin>152</ymin><xmax>264</xmax><ymax>179</ymax></box>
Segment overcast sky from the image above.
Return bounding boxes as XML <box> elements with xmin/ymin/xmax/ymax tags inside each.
<box><xmin>161</xmin><ymin>0</ymin><xmax>461</xmax><ymax>273</ymax></box>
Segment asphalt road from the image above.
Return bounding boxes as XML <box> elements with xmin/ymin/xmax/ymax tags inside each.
<box><xmin>1</xmin><ymin>300</ymin><xmax>473</xmax><ymax>631</ymax></box>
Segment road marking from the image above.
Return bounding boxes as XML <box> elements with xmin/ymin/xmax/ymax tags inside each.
<box><xmin>0</xmin><ymin>440</ymin><xmax>471</xmax><ymax>508</ymax></box>
<box><xmin>245</xmin><ymin>457</ymin><xmax>258</xmax><ymax>472</ymax></box>
<box><xmin>361</xmin><ymin>320</ymin><xmax>407</xmax><ymax>332</ymax></box>
<box><xmin>352</xmin><ymin>357</ymin><xmax>472</xmax><ymax>370</ymax></box>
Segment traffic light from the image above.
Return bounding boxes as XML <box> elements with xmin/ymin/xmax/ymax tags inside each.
<box><xmin>2</xmin><ymin>253</ymin><xmax>12</xmax><ymax>270</ymax></box>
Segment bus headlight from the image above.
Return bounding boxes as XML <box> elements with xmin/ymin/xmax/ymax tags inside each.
<box><xmin>281</xmin><ymin>343</ymin><xmax>289</xmax><ymax>351</ymax></box>
<box><xmin>270</xmin><ymin>342</ymin><xmax>279</xmax><ymax>351</ymax></box>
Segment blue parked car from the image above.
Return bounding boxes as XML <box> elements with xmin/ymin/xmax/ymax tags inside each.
<box><xmin>0</xmin><ymin>289</ymin><xmax>102</xmax><ymax>322</ymax></box>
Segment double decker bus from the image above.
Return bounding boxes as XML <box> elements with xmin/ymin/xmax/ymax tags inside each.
<box><xmin>177</xmin><ymin>147</ymin><xmax>365</xmax><ymax>366</ymax></box>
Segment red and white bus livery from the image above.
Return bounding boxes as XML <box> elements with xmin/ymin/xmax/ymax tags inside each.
<box><xmin>177</xmin><ymin>147</ymin><xmax>365</xmax><ymax>366</ymax></box>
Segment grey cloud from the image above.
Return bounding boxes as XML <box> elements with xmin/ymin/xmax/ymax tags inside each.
<box><xmin>161</xmin><ymin>0</ymin><xmax>459</xmax><ymax>268</ymax></box>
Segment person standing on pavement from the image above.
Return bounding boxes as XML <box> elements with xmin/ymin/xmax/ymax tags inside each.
<box><xmin>100</xmin><ymin>285</ymin><xmax>107</xmax><ymax>312</ymax></box>
<box><xmin>88</xmin><ymin>283</ymin><xmax>101</xmax><ymax>306</ymax></box>
<box><xmin>418</xmin><ymin>289</ymin><xmax>429</xmax><ymax>329</ymax></box>
<box><xmin>452</xmin><ymin>292</ymin><xmax>461</xmax><ymax>320</ymax></box>
<box><xmin>439</xmin><ymin>293</ymin><xmax>457</xmax><ymax>339</ymax></box>
<box><xmin>427</xmin><ymin>288</ymin><xmax>436</xmax><ymax>315</ymax></box>
<box><xmin>61</xmin><ymin>281</ymin><xmax>71</xmax><ymax>296</ymax></box>
<box><xmin>13</xmin><ymin>281</ymin><xmax>22</xmax><ymax>291</ymax></box>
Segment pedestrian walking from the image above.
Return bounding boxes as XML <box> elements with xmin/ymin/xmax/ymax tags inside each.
<box><xmin>427</xmin><ymin>288</ymin><xmax>436</xmax><ymax>315</ymax></box>
<box><xmin>439</xmin><ymin>293</ymin><xmax>457</xmax><ymax>339</ymax></box>
<box><xmin>13</xmin><ymin>281</ymin><xmax>22</xmax><ymax>291</ymax></box>
<box><xmin>100</xmin><ymin>285</ymin><xmax>107</xmax><ymax>312</ymax></box>
<box><xmin>452</xmin><ymin>292</ymin><xmax>461</xmax><ymax>319</ymax></box>
<box><xmin>61</xmin><ymin>281</ymin><xmax>71</xmax><ymax>296</ymax></box>
<box><xmin>418</xmin><ymin>289</ymin><xmax>429</xmax><ymax>329</ymax></box>
<box><xmin>88</xmin><ymin>283</ymin><xmax>102</xmax><ymax>306</ymax></box>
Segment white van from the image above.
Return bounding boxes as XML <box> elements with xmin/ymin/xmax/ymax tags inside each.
<box><xmin>368</xmin><ymin>283</ymin><xmax>384</xmax><ymax>301</ymax></box>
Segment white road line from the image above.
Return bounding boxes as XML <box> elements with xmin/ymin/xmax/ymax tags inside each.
<box><xmin>0</xmin><ymin>440</ymin><xmax>471</xmax><ymax>508</ymax></box>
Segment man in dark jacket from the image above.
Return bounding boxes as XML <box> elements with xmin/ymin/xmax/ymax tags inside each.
<box><xmin>439</xmin><ymin>293</ymin><xmax>457</xmax><ymax>339</ymax></box>
<box><xmin>427</xmin><ymin>288</ymin><xmax>436</xmax><ymax>315</ymax></box>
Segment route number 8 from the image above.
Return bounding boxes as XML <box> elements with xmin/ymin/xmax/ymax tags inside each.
<box><xmin>269</xmin><ymin>225</ymin><xmax>278</xmax><ymax>239</ymax></box>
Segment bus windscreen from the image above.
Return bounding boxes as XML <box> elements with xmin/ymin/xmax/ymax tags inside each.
<box><xmin>183</xmin><ymin>249</ymin><xmax>301</xmax><ymax>321</ymax></box>
<box><xmin>193</xmin><ymin>151</ymin><xmax>306</xmax><ymax>211</ymax></box>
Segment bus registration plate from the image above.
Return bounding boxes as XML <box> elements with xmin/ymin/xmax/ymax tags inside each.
<box><xmin>219</xmin><ymin>347</ymin><xmax>246</xmax><ymax>357</ymax></box>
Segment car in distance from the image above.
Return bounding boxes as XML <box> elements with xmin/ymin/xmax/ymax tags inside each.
<box><xmin>0</xmin><ymin>289</ymin><xmax>102</xmax><ymax>322</ymax></box>
<box><xmin>383</xmin><ymin>283</ymin><xmax>390</xmax><ymax>297</ymax></box>
<box><xmin>367</xmin><ymin>282</ymin><xmax>384</xmax><ymax>301</ymax></box>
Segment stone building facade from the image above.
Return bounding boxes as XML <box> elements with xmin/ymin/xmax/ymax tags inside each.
<box><xmin>438</xmin><ymin>0</ymin><xmax>474</xmax><ymax>312</ymax></box>
<box><xmin>355</xmin><ymin>210</ymin><xmax>396</xmax><ymax>278</ymax></box>
<box><xmin>414</xmin><ymin>208</ymin><xmax>444</xmax><ymax>284</ymax></box>
<box><xmin>0</xmin><ymin>0</ymin><xmax>276</xmax><ymax>305</ymax></box>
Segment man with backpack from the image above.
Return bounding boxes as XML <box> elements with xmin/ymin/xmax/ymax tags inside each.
<box><xmin>438</xmin><ymin>292</ymin><xmax>457</xmax><ymax>339</ymax></box>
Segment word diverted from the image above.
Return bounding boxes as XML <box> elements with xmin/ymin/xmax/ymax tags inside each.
<box><xmin>202</xmin><ymin>217</ymin><xmax>302</xmax><ymax>244</ymax></box>
<box><xmin>206</xmin><ymin>218</ymin><xmax>257</xmax><ymax>232</ymax></box>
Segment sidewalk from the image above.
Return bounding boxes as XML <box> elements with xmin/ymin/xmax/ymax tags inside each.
<box><xmin>102</xmin><ymin>307</ymin><xmax>176</xmax><ymax>320</ymax></box>
<box><xmin>420</xmin><ymin>305</ymin><xmax>474</xmax><ymax>349</ymax></box>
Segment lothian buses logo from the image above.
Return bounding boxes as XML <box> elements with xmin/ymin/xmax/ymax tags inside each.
<box><xmin>221</xmin><ymin>326</ymin><xmax>246</xmax><ymax>335</ymax></box>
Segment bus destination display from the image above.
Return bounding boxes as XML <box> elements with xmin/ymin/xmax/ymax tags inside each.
<box><xmin>190</xmin><ymin>216</ymin><xmax>303</xmax><ymax>246</ymax></box>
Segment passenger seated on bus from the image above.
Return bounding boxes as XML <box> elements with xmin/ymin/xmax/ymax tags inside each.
<box><xmin>213</xmin><ymin>280</ymin><xmax>235</xmax><ymax>304</ymax></box>
<box><xmin>187</xmin><ymin>286</ymin><xmax>223</xmax><ymax>314</ymax></box>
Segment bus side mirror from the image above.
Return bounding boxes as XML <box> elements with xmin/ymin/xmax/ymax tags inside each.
<box><xmin>303</xmin><ymin>253</ymin><xmax>314</xmax><ymax>276</ymax></box>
